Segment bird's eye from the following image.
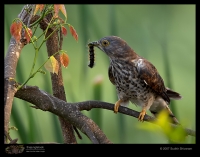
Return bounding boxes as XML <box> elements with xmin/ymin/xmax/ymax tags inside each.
<box><xmin>101</xmin><ymin>40</ymin><xmax>109</xmax><ymax>47</ymax></box>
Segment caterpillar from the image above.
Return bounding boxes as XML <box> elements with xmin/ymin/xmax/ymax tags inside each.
<box><xmin>88</xmin><ymin>44</ymin><xmax>95</xmax><ymax>68</ymax></box>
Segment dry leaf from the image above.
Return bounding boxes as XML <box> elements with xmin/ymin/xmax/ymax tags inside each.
<box><xmin>60</xmin><ymin>52</ymin><xmax>69</xmax><ymax>68</ymax></box>
<box><xmin>44</xmin><ymin>56</ymin><xmax>59</xmax><ymax>75</ymax></box>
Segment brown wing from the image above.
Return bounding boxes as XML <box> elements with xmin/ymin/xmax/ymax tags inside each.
<box><xmin>136</xmin><ymin>58</ymin><xmax>170</xmax><ymax>104</ymax></box>
<box><xmin>108</xmin><ymin>65</ymin><xmax>115</xmax><ymax>85</ymax></box>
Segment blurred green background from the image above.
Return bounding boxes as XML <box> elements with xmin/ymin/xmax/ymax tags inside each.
<box><xmin>4</xmin><ymin>4</ymin><xmax>195</xmax><ymax>144</ymax></box>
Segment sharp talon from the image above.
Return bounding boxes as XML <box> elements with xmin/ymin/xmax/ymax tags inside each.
<box><xmin>113</xmin><ymin>108</ymin><xmax>118</xmax><ymax>114</ymax></box>
<box><xmin>138</xmin><ymin>109</ymin><xmax>146</xmax><ymax>122</ymax></box>
<box><xmin>114</xmin><ymin>99</ymin><xmax>122</xmax><ymax>114</ymax></box>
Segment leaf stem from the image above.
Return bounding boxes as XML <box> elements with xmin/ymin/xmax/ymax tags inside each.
<box><xmin>17</xmin><ymin>50</ymin><xmax>60</xmax><ymax>90</ymax></box>
<box><xmin>29</xmin><ymin>48</ymin><xmax>39</xmax><ymax>77</ymax></box>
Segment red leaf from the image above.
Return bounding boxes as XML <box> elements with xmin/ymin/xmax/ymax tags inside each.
<box><xmin>25</xmin><ymin>28</ymin><xmax>32</xmax><ymax>43</ymax></box>
<box><xmin>69</xmin><ymin>25</ymin><xmax>78</xmax><ymax>41</ymax></box>
<box><xmin>54</xmin><ymin>4</ymin><xmax>67</xmax><ymax>18</ymax></box>
<box><xmin>60</xmin><ymin>52</ymin><xmax>69</xmax><ymax>68</ymax></box>
<box><xmin>34</xmin><ymin>4</ymin><xmax>45</xmax><ymax>15</ymax></box>
<box><xmin>10</xmin><ymin>22</ymin><xmax>22</xmax><ymax>42</ymax></box>
<box><xmin>61</xmin><ymin>26</ymin><xmax>67</xmax><ymax>36</ymax></box>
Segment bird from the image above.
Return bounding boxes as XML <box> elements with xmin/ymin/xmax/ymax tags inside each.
<box><xmin>88</xmin><ymin>36</ymin><xmax>182</xmax><ymax>124</ymax></box>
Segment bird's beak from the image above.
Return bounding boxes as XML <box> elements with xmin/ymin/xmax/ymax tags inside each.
<box><xmin>88</xmin><ymin>41</ymin><xmax>99</xmax><ymax>47</ymax></box>
<box><xmin>88</xmin><ymin>41</ymin><xmax>104</xmax><ymax>52</ymax></box>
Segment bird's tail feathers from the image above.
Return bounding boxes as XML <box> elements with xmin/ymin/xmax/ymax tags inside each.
<box><xmin>166</xmin><ymin>87</ymin><xmax>182</xmax><ymax>100</ymax></box>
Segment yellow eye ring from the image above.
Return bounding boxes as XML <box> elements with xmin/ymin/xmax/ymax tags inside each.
<box><xmin>102</xmin><ymin>40</ymin><xmax>109</xmax><ymax>47</ymax></box>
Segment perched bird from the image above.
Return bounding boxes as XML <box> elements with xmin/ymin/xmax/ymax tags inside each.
<box><xmin>88</xmin><ymin>36</ymin><xmax>182</xmax><ymax>124</ymax></box>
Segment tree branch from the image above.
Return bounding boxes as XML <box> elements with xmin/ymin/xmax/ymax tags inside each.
<box><xmin>4</xmin><ymin>4</ymin><xmax>33</xmax><ymax>144</ymax></box>
<box><xmin>15</xmin><ymin>85</ymin><xmax>195</xmax><ymax>144</ymax></box>
<box><xmin>78</xmin><ymin>100</ymin><xmax>196</xmax><ymax>137</ymax></box>
<box><xmin>15</xmin><ymin>85</ymin><xmax>112</xmax><ymax>144</ymax></box>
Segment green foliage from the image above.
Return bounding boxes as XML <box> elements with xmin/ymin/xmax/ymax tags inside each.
<box><xmin>137</xmin><ymin>111</ymin><xmax>187</xmax><ymax>143</ymax></box>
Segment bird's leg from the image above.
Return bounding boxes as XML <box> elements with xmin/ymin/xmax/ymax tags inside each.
<box><xmin>114</xmin><ymin>99</ymin><xmax>123</xmax><ymax>114</ymax></box>
<box><xmin>138</xmin><ymin>108</ymin><xmax>147</xmax><ymax>122</ymax></box>
<box><xmin>139</xmin><ymin>97</ymin><xmax>154</xmax><ymax>122</ymax></box>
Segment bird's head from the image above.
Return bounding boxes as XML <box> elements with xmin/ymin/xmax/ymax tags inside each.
<box><xmin>88</xmin><ymin>36</ymin><xmax>137</xmax><ymax>60</ymax></box>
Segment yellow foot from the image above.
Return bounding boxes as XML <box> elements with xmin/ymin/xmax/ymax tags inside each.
<box><xmin>114</xmin><ymin>99</ymin><xmax>122</xmax><ymax>114</ymax></box>
<box><xmin>138</xmin><ymin>108</ymin><xmax>146</xmax><ymax>122</ymax></box>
